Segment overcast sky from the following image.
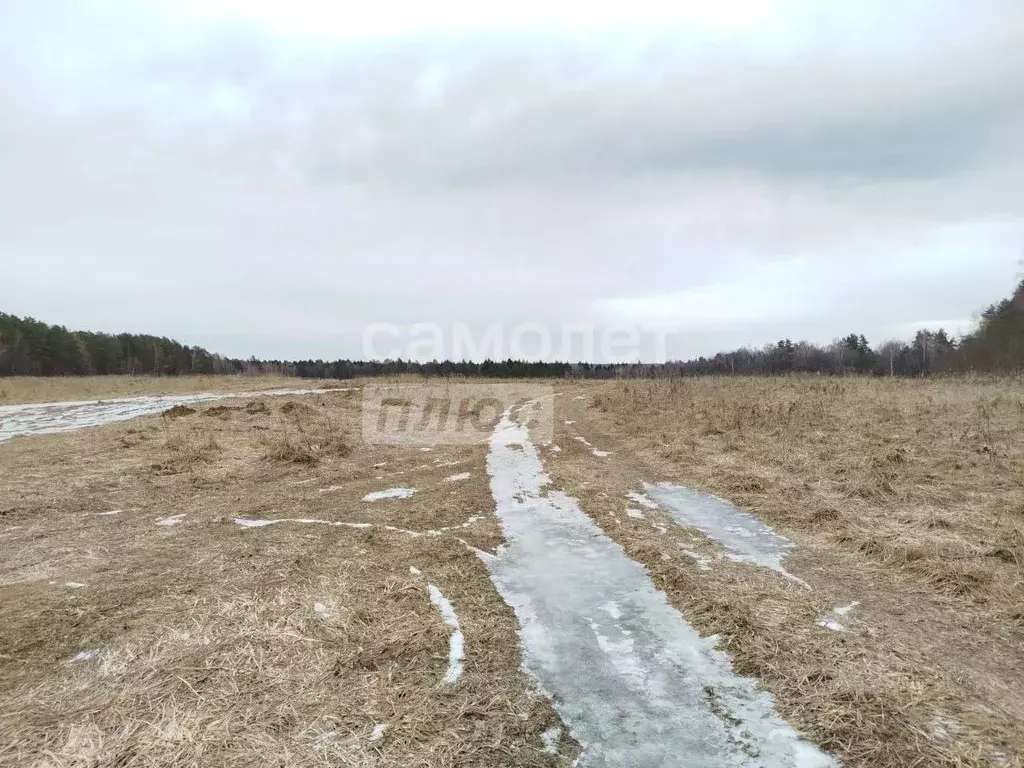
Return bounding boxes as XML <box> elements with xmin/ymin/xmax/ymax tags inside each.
<box><xmin>2</xmin><ymin>0</ymin><xmax>1022</xmax><ymax>361</ymax></box>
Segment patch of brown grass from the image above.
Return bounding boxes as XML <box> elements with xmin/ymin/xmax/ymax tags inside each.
<box><xmin>0</xmin><ymin>374</ymin><xmax>306</xmax><ymax>405</ymax></box>
<box><xmin>0</xmin><ymin>386</ymin><xmax>574</xmax><ymax>767</ymax></box>
<box><xmin>545</xmin><ymin>375</ymin><xmax>1024</xmax><ymax>768</ymax></box>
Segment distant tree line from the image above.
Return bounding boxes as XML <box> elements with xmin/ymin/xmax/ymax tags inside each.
<box><xmin>0</xmin><ymin>312</ymin><xmax>244</xmax><ymax>376</ymax></box>
<box><xmin>672</xmin><ymin>278</ymin><xmax>1023</xmax><ymax>377</ymax></box>
<box><xmin>3</xmin><ymin>278</ymin><xmax>1021</xmax><ymax>380</ymax></box>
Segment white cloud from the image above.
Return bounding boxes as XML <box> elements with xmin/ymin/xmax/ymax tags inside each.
<box><xmin>0</xmin><ymin>0</ymin><xmax>1022</xmax><ymax>361</ymax></box>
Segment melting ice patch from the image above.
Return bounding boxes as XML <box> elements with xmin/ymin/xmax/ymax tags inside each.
<box><xmin>363</xmin><ymin>488</ymin><xmax>417</xmax><ymax>502</ymax></box>
<box><xmin>427</xmin><ymin>584</ymin><xmax>464</xmax><ymax>683</ymax></box>
<box><xmin>574</xmin><ymin>436</ymin><xmax>612</xmax><ymax>458</ymax></box>
<box><xmin>834</xmin><ymin>601</ymin><xmax>860</xmax><ymax>616</ymax></box>
<box><xmin>0</xmin><ymin>388</ymin><xmax>347</xmax><ymax>442</ymax></box>
<box><xmin>541</xmin><ymin>726</ymin><xmax>563</xmax><ymax>754</ymax></box>
<box><xmin>644</xmin><ymin>483</ymin><xmax>808</xmax><ymax>587</ymax></box>
<box><xmin>155</xmin><ymin>514</ymin><xmax>186</xmax><ymax>527</ymax></box>
<box><xmin>626</xmin><ymin>491</ymin><xmax>659</xmax><ymax>510</ymax></box>
<box><xmin>816</xmin><ymin>618</ymin><xmax>845</xmax><ymax>632</ymax></box>
<box><xmin>484</xmin><ymin>408</ymin><xmax>835</xmax><ymax>768</ymax></box>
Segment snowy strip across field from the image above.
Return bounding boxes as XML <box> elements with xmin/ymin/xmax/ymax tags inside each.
<box><xmin>483</xmin><ymin>406</ymin><xmax>835</xmax><ymax>768</ymax></box>
<box><xmin>643</xmin><ymin>482</ymin><xmax>807</xmax><ymax>586</ymax></box>
<box><xmin>427</xmin><ymin>584</ymin><xmax>465</xmax><ymax>684</ymax></box>
<box><xmin>0</xmin><ymin>388</ymin><xmax>348</xmax><ymax>442</ymax></box>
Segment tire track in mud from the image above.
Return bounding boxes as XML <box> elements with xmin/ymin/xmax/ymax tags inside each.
<box><xmin>482</xmin><ymin>401</ymin><xmax>837</xmax><ymax>768</ymax></box>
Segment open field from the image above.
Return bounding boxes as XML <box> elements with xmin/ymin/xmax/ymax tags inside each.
<box><xmin>0</xmin><ymin>375</ymin><xmax>310</xmax><ymax>405</ymax></box>
<box><xmin>1</xmin><ymin>375</ymin><xmax>1022</xmax><ymax>767</ymax></box>
<box><xmin>549</xmin><ymin>376</ymin><xmax>1024</xmax><ymax>766</ymax></box>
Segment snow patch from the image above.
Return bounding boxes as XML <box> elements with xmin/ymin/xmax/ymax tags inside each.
<box><xmin>626</xmin><ymin>491</ymin><xmax>659</xmax><ymax>510</ymax></box>
<box><xmin>625</xmin><ymin>508</ymin><xmax>645</xmax><ymax>519</ymax></box>
<box><xmin>484</xmin><ymin>409</ymin><xmax>835</xmax><ymax>767</ymax></box>
<box><xmin>155</xmin><ymin>514</ymin><xmax>185</xmax><ymax>527</ymax></box>
<box><xmin>369</xmin><ymin>724</ymin><xmax>389</xmax><ymax>743</ymax></box>
<box><xmin>816</xmin><ymin>618</ymin><xmax>846</xmax><ymax>632</ymax></box>
<box><xmin>69</xmin><ymin>649</ymin><xmax>100</xmax><ymax>662</ymax></box>
<box><xmin>681</xmin><ymin>549</ymin><xmax>713</xmax><ymax>571</ymax></box>
<box><xmin>64</xmin><ymin>582</ymin><xmax>87</xmax><ymax>589</ymax></box>
<box><xmin>564</xmin><ymin>420</ymin><xmax>576</xmax><ymax>425</ymax></box>
<box><xmin>0</xmin><ymin>388</ymin><xmax>345</xmax><ymax>442</ymax></box>
<box><xmin>314</xmin><ymin>602</ymin><xmax>328</xmax><ymax>616</ymax></box>
<box><xmin>834</xmin><ymin>601</ymin><xmax>860</xmax><ymax>616</ymax></box>
<box><xmin>445</xmin><ymin>472</ymin><xmax>471</xmax><ymax>482</ymax></box>
<box><xmin>573</xmin><ymin>436</ymin><xmax>611</xmax><ymax>458</ymax></box>
<box><xmin>95</xmin><ymin>510</ymin><xmax>121</xmax><ymax>516</ymax></box>
<box><xmin>644</xmin><ymin>482</ymin><xmax>809</xmax><ymax>587</ymax></box>
<box><xmin>363</xmin><ymin>487</ymin><xmax>417</xmax><ymax>502</ymax></box>
<box><xmin>409</xmin><ymin>566</ymin><xmax>422</xmax><ymax>576</ymax></box>
<box><xmin>427</xmin><ymin>584</ymin><xmax>464</xmax><ymax>684</ymax></box>
<box><xmin>541</xmin><ymin>725</ymin><xmax>563</xmax><ymax>754</ymax></box>
<box><xmin>550</xmin><ymin>445</ymin><xmax>562</xmax><ymax>452</ymax></box>
<box><xmin>233</xmin><ymin>517</ymin><xmax>374</xmax><ymax>531</ymax></box>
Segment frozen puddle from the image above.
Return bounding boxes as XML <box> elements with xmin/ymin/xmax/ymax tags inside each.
<box><xmin>484</xmin><ymin>406</ymin><xmax>834</xmax><ymax>768</ymax></box>
<box><xmin>0</xmin><ymin>387</ymin><xmax>347</xmax><ymax>442</ymax></box>
<box><xmin>427</xmin><ymin>584</ymin><xmax>464</xmax><ymax>684</ymax></box>
<box><xmin>363</xmin><ymin>487</ymin><xmax>417</xmax><ymax>502</ymax></box>
<box><xmin>644</xmin><ymin>483</ymin><xmax>807</xmax><ymax>587</ymax></box>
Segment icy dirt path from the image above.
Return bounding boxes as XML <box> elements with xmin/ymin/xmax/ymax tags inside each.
<box><xmin>0</xmin><ymin>388</ymin><xmax>347</xmax><ymax>442</ymax></box>
<box><xmin>483</xmin><ymin>405</ymin><xmax>836</xmax><ymax>768</ymax></box>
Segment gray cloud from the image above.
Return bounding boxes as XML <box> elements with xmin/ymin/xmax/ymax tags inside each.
<box><xmin>1</xmin><ymin>0</ymin><xmax>1022</xmax><ymax>361</ymax></box>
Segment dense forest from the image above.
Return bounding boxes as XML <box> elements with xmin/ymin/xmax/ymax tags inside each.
<box><xmin>2</xmin><ymin>279</ymin><xmax>1022</xmax><ymax>379</ymax></box>
<box><xmin>0</xmin><ymin>313</ymin><xmax>249</xmax><ymax>377</ymax></box>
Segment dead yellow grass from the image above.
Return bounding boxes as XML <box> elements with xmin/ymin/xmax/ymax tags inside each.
<box><xmin>546</xmin><ymin>375</ymin><xmax>1024</xmax><ymax>768</ymax></box>
<box><xmin>0</xmin><ymin>388</ymin><xmax>573</xmax><ymax>767</ymax></box>
<box><xmin>0</xmin><ymin>374</ymin><xmax>309</xmax><ymax>405</ymax></box>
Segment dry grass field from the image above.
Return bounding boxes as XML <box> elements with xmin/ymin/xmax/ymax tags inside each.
<box><xmin>0</xmin><ymin>385</ymin><xmax>573</xmax><ymax>768</ymax></box>
<box><xmin>0</xmin><ymin>375</ymin><xmax>307</xmax><ymax>405</ymax></box>
<box><xmin>1</xmin><ymin>374</ymin><xmax>1022</xmax><ymax>767</ymax></box>
<box><xmin>548</xmin><ymin>375</ymin><xmax>1024</xmax><ymax>767</ymax></box>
